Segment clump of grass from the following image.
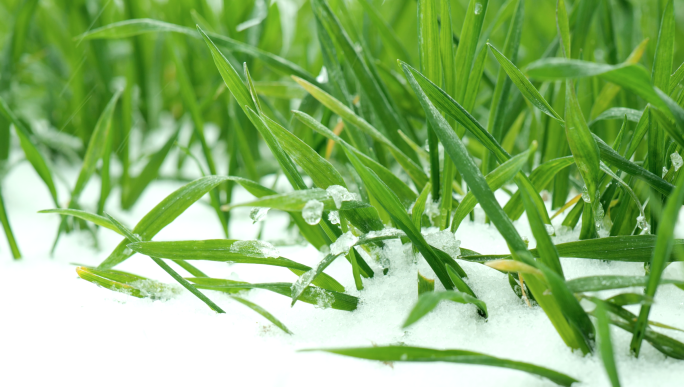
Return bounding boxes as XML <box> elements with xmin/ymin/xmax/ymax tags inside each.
<box><xmin>3</xmin><ymin>0</ymin><xmax>684</xmax><ymax>384</ymax></box>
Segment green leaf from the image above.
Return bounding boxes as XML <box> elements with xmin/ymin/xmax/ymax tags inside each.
<box><xmin>565</xmin><ymin>80</ymin><xmax>601</xmax><ymax>211</ymax></box>
<box><xmin>593</xmin><ymin>133</ymin><xmax>674</xmax><ymax>195</ymax></box>
<box><xmin>122</xmin><ymin>127</ymin><xmax>180</xmax><ymax>209</ymax></box>
<box><xmin>526</xmin><ymin>59</ymin><xmax>667</xmax><ymax>112</ymax></box>
<box><xmin>463</xmin><ymin>235</ymin><xmax>684</xmax><ymax>263</ymax></box>
<box><xmin>292</xmin><ymin>110</ymin><xmax>417</xmax><ymax>207</ymax></box>
<box><xmin>303</xmin><ymin>346</ymin><xmax>578</xmax><ymax>386</ymax></box>
<box><xmin>311</xmin><ymin>0</ymin><xmax>417</xmax><ymax>160</ymax></box>
<box><xmin>487</xmin><ymin>43</ymin><xmax>562</xmax><ymax>122</ymax></box>
<box><xmin>588</xmin><ymin>108</ymin><xmax>643</xmax><ymax>127</ymax></box>
<box><xmin>566</xmin><ymin>275</ymin><xmax>684</xmax><ymax>293</ymax></box>
<box><xmin>75</xmin><ymin>266</ymin><xmax>179</xmax><ymax>299</ymax></box>
<box><xmin>504</xmin><ymin>156</ymin><xmax>575</xmax><ymax>220</ymax></box>
<box><xmin>631</xmin><ymin>162</ymin><xmax>684</xmax><ymax>356</ymax></box>
<box><xmin>228</xmin><ymin>295</ymin><xmax>293</xmax><ymax>334</ymax></box>
<box><xmin>39</xmin><ymin>209</ymin><xmax>124</xmax><ymax>236</ymax></box>
<box><xmin>225</xmin><ymin>188</ymin><xmax>369</xmax><ymax>212</ymax></box>
<box><xmin>403</xmin><ymin>290</ymin><xmax>488</xmax><ymax>328</ymax></box>
<box><xmin>98</xmin><ymin>176</ymin><xmax>231</xmax><ymax>269</ymax></box>
<box><xmin>103</xmin><ymin>213</ymin><xmax>225</xmax><ymax>313</ymax></box>
<box><xmin>452</xmin><ymin>143</ymin><xmax>535</xmax><ymax>231</ymax></box>
<box><xmin>188</xmin><ymin>277</ymin><xmax>358</xmax><ymax>311</ymax></box>
<box><xmin>453</xmin><ymin>0</ymin><xmax>489</xmax><ymax>104</ymax></box>
<box><xmin>0</xmin><ymin>95</ymin><xmax>59</xmax><ymax>207</ymax></box>
<box><xmin>0</xmin><ymin>188</ymin><xmax>20</xmax><ymax>258</ymax></box>
<box><xmin>80</xmin><ymin>19</ymin><xmax>319</xmax><ymax>85</ymax></box>
<box><xmin>417</xmin><ymin>271</ymin><xmax>435</xmax><ymax>295</ymax></box>
<box><xmin>402</xmin><ymin>62</ymin><xmax>592</xmax><ymax>353</ymax></box>
<box><xmin>556</xmin><ymin>0</ymin><xmax>571</xmax><ymax>57</ymax></box>
<box><xmin>594</xmin><ymin>300</ymin><xmax>621</xmax><ymax>387</ymax></box>
<box><xmin>292</xmin><ymin>76</ymin><xmax>427</xmax><ymax>189</ymax></box>
<box><xmin>127</xmin><ymin>239</ymin><xmax>344</xmax><ymax>292</ymax></box>
<box><xmin>340</xmin><ymin>145</ymin><xmax>455</xmax><ymax>291</ymax></box>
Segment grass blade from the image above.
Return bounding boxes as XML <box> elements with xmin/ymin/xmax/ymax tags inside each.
<box><xmin>630</xmin><ymin>163</ymin><xmax>684</xmax><ymax>356</ymax></box>
<box><xmin>104</xmin><ymin>213</ymin><xmax>225</xmax><ymax>313</ymax></box>
<box><xmin>303</xmin><ymin>346</ymin><xmax>578</xmax><ymax>386</ymax></box>
<box><xmin>98</xmin><ymin>176</ymin><xmax>231</xmax><ymax>269</ymax></box>
<box><xmin>403</xmin><ymin>291</ymin><xmax>488</xmax><ymax>328</ymax></box>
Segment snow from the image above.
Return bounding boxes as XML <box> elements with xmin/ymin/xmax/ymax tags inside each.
<box><xmin>2</xmin><ymin>161</ymin><xmax>684</xmax><ymax>387</ymax></box>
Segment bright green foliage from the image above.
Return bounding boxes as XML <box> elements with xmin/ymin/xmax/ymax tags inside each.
<box><xmin>0</xmin><ymin>0</ymin><xmax>683</xmax><ymax>378</ymax></box>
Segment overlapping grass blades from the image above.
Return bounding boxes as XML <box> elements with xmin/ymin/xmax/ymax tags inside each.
<box><xmin>5</xmin><ymin>0</ymin><xmax>684</xmax><ymax>378</ymax></box>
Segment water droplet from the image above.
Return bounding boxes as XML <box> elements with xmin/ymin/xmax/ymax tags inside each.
<box><xmin>302</xmin><ymin>199</ymin><xmax>324</xmax><ymax>225</ymax></box>
<box><xmin>663</xmin><ymin>166</ymin><xmax>669</xmax><ymax>178</ymax></box>
<box><xmin>581</xmin><ymin>186</ymin><xmax>591</xmax><ymax>203</ymax></box>
<box><xmin>636</xmin><ymin>215</ymin><xmax>650</xmax><ymax>234</ymax></box>
<box><xmin>249</xmin><ymin>207</ymin><xmax>269</xmax><ymax>224</ymax></box>
<box><xmin>474</xmin><ymin>2</ymin><xmax>483</xmax><ymax>15</ymax></box>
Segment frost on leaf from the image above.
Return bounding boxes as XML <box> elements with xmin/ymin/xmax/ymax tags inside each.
<box><xmin>672</xmin><ymin>152</ymin><xmax>683</xmax><ymax>172</ymax></box>
<box><xmin>326</xmin><ymin>185</ymin><xmax>359</xmax><ymax>209</ymax></box>
<box><xmin>423</xmin><ymin>229</ymin><xmax>461</xmax><ymax>258</ymax></box>
<box><xmin>330</xmin><ymin>231</ymin><xmax>358</xmax><ymax>256</ymax></box>
<box><xmin>230</xmin><ymin>240</ymin><xmax>280</xmax><ymax>258</ymax></box>
<box><xmin>249</xmin><ymin>207</ymin><xmax>269</xmax><ymax>224</ymax></box>
<box><xmin>328</xmin><ymin>210</ymin><xmax>340</xmax><ymax>225</ymax></box>
<box><xmin>310</xmin><ymin>287</ymin><xmax>334</xmax><ymax>309</ymax></box>
<box><xmin>302</xmin><ymin>199</ymin><xmax>324</xmax><ymax>225</ymax></box>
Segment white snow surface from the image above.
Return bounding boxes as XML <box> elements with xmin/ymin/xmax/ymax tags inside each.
<box><xmin>2</xmin><ymin>161</ymin><xmax>684</xmax><ymax>387</ymax></box>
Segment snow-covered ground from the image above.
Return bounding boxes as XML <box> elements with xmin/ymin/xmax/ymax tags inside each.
<box><xmin>2</xmin><ymin>157</ymin><xmax>684</xmax><ymax>387</ymax></box>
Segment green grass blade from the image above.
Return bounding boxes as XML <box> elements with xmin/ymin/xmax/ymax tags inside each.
<box><xmin>452</xmin><ymin>143</ymin><xmax>536</xmax><ymax>231</ymax></box>
<box><xmin>104</xmin><ymin>213</ymin><xmax>225</xmax><ymax>313</ymax></box>
<box><xmin>453</xmin><ymin>0</ymin><xmax>489</xmax><ymax>104</ymax></box>
<box><xmin>71</xmin><ymin>91</ymin><xmax>121</xmax><ymax>202</ymax></box>
<box><xmin>593</xmin><ymin>133</ymin><xmax>674</xmax><ymax>195</ymax></box>
<box><xmin>188</xmin><ymin>278</ymin><xmax>358</xmax><ymax>311</ymax></box>
<box><xmin>303</xmin><ymin>346</ymin><xmax>578</xmax><ymax>386</ymax></box>
<box><xmin>0</xmin><ymin>187</ymin><xmax>20</xmax><ymax>258</ymax></box>
<box><xmin>567</xmin><ymin>275</ymin><xmax>684</xmax><ymax>293</ymax></box>
<box><xmin>75</xmin><ymin>266</ymin><xmax>179</xmax><ymax>300</ymax></box>
<box><xmin>311</xmin><ymin>0</ymin><xmax>417</xmax><ymax>160</ymax></box>
<box><xmin>229</xmin><ymin>295</ymin><xmax>293</xmax><ymax>334</ymax></box>
<box><xmin>418</xmin><ymin>0</ymin><xmax>442</xmax><ymax>203</ymax></box>
<box><xmin>464</xmin><ymin>235</ymin><xmax>684</xmax><ymax>263</ymax></box>
<box><xmin>341</xmin><ymin>146</ymin><xmax>454</xmax><ymax>291</ymax></box>
<box><xmin>122</xmin><ymin>127</ymin><xmax>180</xmax><ymax>209</ymax></box>
<box><xmin>39</xmin><ymin>209</ymin><xmax>124</xmax><ymax>236</ymax></box>
<box><xmin>520</xmin><ymin>176</ymin><xmax>564</xmax><ymax>277</ymax></box>
<box><xmin>98</xmin><ymin>176</ymin><xmax>231</xmax><ymax>269</ymax></box>
<box><xmin>504</xmin><ymin>156</ymin><xmax>575</xmax><ymax>220</ymax></box>
<box><xmin>80</xmin><ymin>19</ymin><xmax>318</xmax><ymax>85</ymax></box>
<box><xmin>225</xmin><ymin>188</ymin><xmax>369</xmax><ymax>212</ymax></box>
<box><xmin>487</xmin><ymin>43</ymin><xmax>562</xmax><ymax>122</ymax></box>
<box><xmin>565</xmin><ymin>80</ymin><xmax>601</xmax><ymax>217</ymax></box>
<box><xmin>0</xmin><ymin>96</ymin><xmax>59</xmax><ymax>207</ymax></box>
<box><xmin>594</xmin><ymin>300</ymin><xmax>621</xmax><ymax>387</ymax></box>
<box><xmin>556</xmin><ymin>0</ymin><xmax>571</xmax><ymax>57</ymax></box>
<box><xmin>630</xmin><ymin>165</ymin><xmax>684</xmax><ymax>356</ymax></box>
<box><xmin>403</xmin><ymin>291</ymin><xmax>488</xmax><ymax>328</ymax></box>
<box><xmin>292</xmin><ymin>76</ymin><xmax>427</xmax><ymax>188</ymax></box>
